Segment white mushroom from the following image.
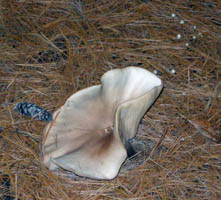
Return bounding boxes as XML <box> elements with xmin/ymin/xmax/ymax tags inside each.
<box><xmin>40</xmin><ymin>67</ymin><xmax>163</xmax><ymax>180</ymax></box>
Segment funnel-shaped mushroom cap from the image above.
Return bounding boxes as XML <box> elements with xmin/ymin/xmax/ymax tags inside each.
<box><xmin>41</xmin><ymin>67</ymin><xmax>163</xmax><ymax>179</ymax></box>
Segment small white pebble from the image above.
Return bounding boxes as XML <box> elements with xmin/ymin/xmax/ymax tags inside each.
<box><xmin>180</xmin><ymin>138</ymin><xmax>185</xmax><ymax>142</ymax></box>
<box><xmin>180</xmin><ymin>20</ymin><xmax>184</xmax><ymax>24</ymax></box>
<box><xmin>171</xmin><ymin>69</ymin><xmax>176</xmax><ymax>74</ymax></box>
<box><xmin>192</xmin><ymin>35</ymin><xmax>196</xmax><ymax>40</ymax></box>
<box><xmin>198</xmin><ymin>32</ymin><xmax>202</xmax><ymax>36</ymax></box>
<box><xmin>153</xmin><ymin>70</ymin><xmax>158</xmax><ymax>75</ymax></box>
<box><xmin>171</xmin><ymin>13</ymin><xmax>176</xmax><ymax>18</ymax></box>
<box><xmin>193</xmin><ymin>25</ymin><xmax>197</xmax><ymax>30</ymax></box>
<box><xmin>176</xmin><ymin>34</ymin><xmax>181</xmax><ymax>39</ymax></box>
<box><xmin>185</xmin><ymin>42</ymin><xmax>189</xmax><ymax>47</ymax></box>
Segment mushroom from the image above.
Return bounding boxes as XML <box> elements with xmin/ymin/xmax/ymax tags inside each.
<box><xmin>40</xmin><ymin>67</ymin><xmax>163</xmax><ymax>180</ymax></box>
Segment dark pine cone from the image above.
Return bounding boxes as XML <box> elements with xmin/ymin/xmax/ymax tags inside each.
<box><xmin>15</xmin><ymin>102</ymin><xmax>52</xmax><ymax>122</ymax></box>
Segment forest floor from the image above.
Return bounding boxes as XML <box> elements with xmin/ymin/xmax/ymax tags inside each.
<box><xmin>0</xmin><ymin>0</ymin><xmax>221</xmax><ymax>199</ymax></box>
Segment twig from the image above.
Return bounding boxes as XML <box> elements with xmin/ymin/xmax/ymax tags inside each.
<box><xmin>148</xmin><ymin>128</ymin><xmax>168</xmax><ymax>159</ymax></box>
<box><xmin>72</xmin><ymin>0</ymin><xmax>85</xmax><ymax>20</ymax></box>
<box><xmin>15</xmin><ymin>129</ymin><xmax>39</xmax><ymax>142</ymax></box>
<box><xmin>179</xmin><ymin>114</ymin><xmax>218</xmax><ymax>143</ymax></box>
<box><xmin>205</xmin><ymin>81</ymin><xmax>221</xmax><ymax>112</ymax></box>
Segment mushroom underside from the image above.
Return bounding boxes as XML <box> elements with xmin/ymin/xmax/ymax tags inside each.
<box><xmin>41</xmin><ymin>67</ymin><xmax>163</xmax><ymax>179</ymax></box>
